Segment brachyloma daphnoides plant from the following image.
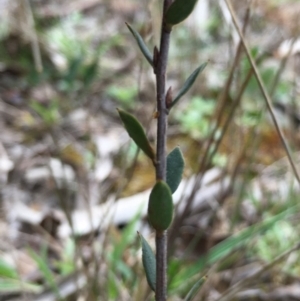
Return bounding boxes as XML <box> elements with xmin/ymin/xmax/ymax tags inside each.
<box><xmin>117</xmin><ymin>0</ymin><xmax>207</xmax><ymax>300</ymax></box>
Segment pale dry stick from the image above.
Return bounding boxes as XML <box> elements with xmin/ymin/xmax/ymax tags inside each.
<box><xmin>218</xmin><ymin>0</ymin><xmax>240</xmax><ymax>47</ymax></box>
<box><xmin>203</xmin><ymin>67</ymin><xmax>254</xmax><ymax>175</ymax></box>
<box><xmin>169</xmin><ymin>5</ymin><xmax>252</xmax><ymax>247</ymax></box>
<box><xmin>94</xmin><ymin>66</ymin><xmax>157</xmax><ymax>298</ymax></box>
<box><xmin>197</xmin><ymin>3</ymin><xmax>251</xmax><ymax>177</ymax></box>
<box><xmin>229</xmin><ymin>120</ymin><xmax>263</xmax><ymax>230</ymax></box>
<box><xmin>73</xmin><ymin>84</ymin><xmax>149</xmax><ymax>295</ymax></box>
<box><xmin>196</xmin><ymin>248</ymin><xmax>242</xmax><ymax>299</ymax></box>
<box><xmin>269</xmin><ymin>37</ymin><xmax>298</xmax><ymax>98</ymax></box>
<box><xmin>72</xmin><ymin>172</ymin><xmax>118</xmax><ymax>296</ymax></box>
<box><xmin>229</xmin><ymin>35</ymin><xmax>297</xmax><ymax>229</ymax></box>
<box><xmin>169</xmin><ymin>61</ymin><xmax>255</xmax><ymax>249</ymax></box>
<box><xmin>24</xmin><ymin>0</ymin><xmax>43</xmax><ymax>73</ymax></box>
<box><xmin>291</xmin><ymin>55</ymin><xmax>298</xmax><ymax>106</ymax></box>
<box><xmin>196</xmin><ymin>3</ymin><xmax>267</xmax><ymax>188</ymax></box>
<box><xmin>46</xmin><ymin>132</ymin><xmax>85</xmax><ymax>297</ymax></box>
<box><xmin>46</xmin><ymin>145</ymin><xmax>74</xmax><ymax>234</ymax></box>
<box><xmin>217</xmin><ymin>242</ymin><xmax>300</xmax><ymax>301</ymax></box>
<box><xmin>78</xmin><ymin>174</ymin><xmax>107</xmax><ymax>299</ymax></box>
<box><xmin>224</xmin><ymin>0</ymin><xmax>300</xmax><ymax>185</ymax></box>
<box><xmin>8</xmin><ymin>246</ymin><xmax>29</xmax><ymax>301</ymax></box>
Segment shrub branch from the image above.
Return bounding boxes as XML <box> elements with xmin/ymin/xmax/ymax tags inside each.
<box><xmin>154</xmin><ymin>1</ymin><xmax>172</xmax><ymax>300</ymax></box>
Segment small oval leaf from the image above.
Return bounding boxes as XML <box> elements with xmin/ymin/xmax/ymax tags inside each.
<box><xmin>166</xmin><ymin>147</ymin><xmax>184</xmax><ymax>193</ymax></box>
<box><xmin>184</xmin><ymin>275</ymin><xmax>207</xmax><ymax>301</ymax></box>
<box><xmin>126</xmin><ymin>23</ymin><xmax>153</xmax><ymax>67</ymax></box>
<box><xmin>117</xmin><ymin>109</ymin><xmax>155</xmax><ymax>161</ymax></box>
<box><xmin>165</xmin><ymin>0</ymin><xmax>199</xmax><ymax>26</ymax></box>
<box><xmin>139</xmin><ymin>233</ymin><xmax>156</xmax><ymax>291</ymax></box>
<box><xmin>148</xmin><ymin>181</ymin><xmax>173</xmax><ymax>231</ymax></box>
<box><xmin>171</xmin><ymin>62</ymin><xmax>207</xmax><ymax>109</ymax></box>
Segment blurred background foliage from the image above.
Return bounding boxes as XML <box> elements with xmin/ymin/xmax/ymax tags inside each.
<box><xmin>0</xmin><ymin>0</ymin><xmax>300</xmax><ymax>300</ymax></box>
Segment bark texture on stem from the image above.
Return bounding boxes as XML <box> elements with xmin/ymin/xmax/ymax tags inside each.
<box><xmin>155</xmin><ymin>1</ymin><xmax>172</xmax><ymax>300</ymax></box>
<box><xmin>155</xmin><ymin>231</ymin><xmax>167</xmax><ymax>301</ymax></box>
<box><xmin>155</xmin><ymin>5</ymin><xmax>171</xmax><ymax>181</ymax></box>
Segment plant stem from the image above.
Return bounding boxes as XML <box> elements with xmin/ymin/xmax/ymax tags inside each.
<box><xmin>155</xmin><ymin>2</ymin><xmax>171</xmax><ymax>181</ymax></box>
<box><xmin>155</xmin><ymin>1</ymin><xmax>172</xmax><ymax>300</ymax></box>
<box><xmin>155</xmin><ymin>231</ymin><xmax>167</xmax><ymax>301</ymax></box>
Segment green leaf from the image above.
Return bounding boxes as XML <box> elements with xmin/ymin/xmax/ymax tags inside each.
<box><xmin>139</xmin><ymin>233</ymin><xmax>156</xmax><ymax>291</ymax></box>
<box><xmin>65</xmin><ymin>56</ymin><xmax>83</xmax><ymax>87</ymax></box>
<box><xmin>171</xmin><ymin>62</ymin><xmax>207</xmax><ymax>108</ymax></box>
<box><xmin>0</xmin><ymin>260</ymin><xmax>18</xmax><ymax>279</ymax></box>
<box><xmin>107</xmin><ymin>85</ymin><xmax>137</xmax><ymax>109</ymax></box>
<box><xmin>29</xmin><ymin>247</ymin><xmax>61</xmax><ymax>299</ymax></box>
<box><xmin>108</xmin><ymin>270</ymin><xmax>119</xmax><ymax>299</ymax></box>
<box><xmin>184</xmin><ymin>275</ymin><xmax>207</xmax><ymax>301</ymax></box>
<box><xmin>82</xmin><ymin>59</ymin><xmax>99</xmax><ymax>88</ymax></box>
<box><xmin>166</xmin><ymin>147</ymin><xmax>184</xmax><ymax>193</ymax></box>
<box><xmin>148</xmin><ymin>181</ymin><xmax>173</xmax><ymax>231</ymax></box>
<box><xmin>109</xmin><ymin>212</ymin><xmax>141</xmax><ymax>282</ymax></box>
<box><xmin>0</xmin><ymin>279</ymin><xmax>40</xmax><ymax>293</ymax></box>
<box><xmin>117</xmin><ymin>108</ymin><xmax>155</xmax><ymax>161</ymax></box>
<box><xmin>126</xmin><ymin>23</ymin><xmax>153</xmax><ymax>67</ymax></box>
<box><xmin>112</xmin><ymin>213</ymin><xmax>140</xmax><ymax>262</ymax></box>
<box><xmin>165</xmin><ymin>0</ymin><xmax>199</xmax><ymax>26</ymax></box>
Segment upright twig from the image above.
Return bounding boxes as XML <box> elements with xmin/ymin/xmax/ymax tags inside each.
<box><xmin>154</xmin><ymin>1</ymin><xmax>172</xmax><ymax>299</ymax></box>
<box><xmin>122</xmin><ymin>1</ymin><xmax>203</xmax><ymax>299</ymax></box>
